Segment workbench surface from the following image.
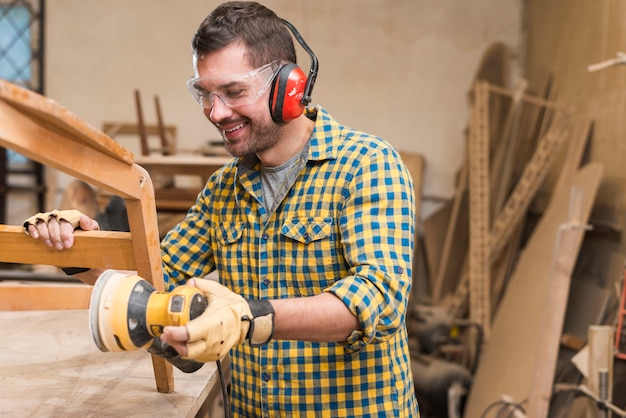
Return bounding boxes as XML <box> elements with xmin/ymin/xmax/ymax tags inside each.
<box><xmin>1</xmin><ymin>309</ymin><xmax>219</xmax><ymax>417</ymax></box>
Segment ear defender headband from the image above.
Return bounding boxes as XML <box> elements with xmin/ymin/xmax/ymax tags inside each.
<box><xmin>269</xmin><ymin>19</ymin><xmax>319</xmax><ymax>123</ymax></box>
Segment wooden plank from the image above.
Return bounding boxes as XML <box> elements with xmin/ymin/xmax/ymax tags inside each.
<box><xmin>0</xmin><ymin>225</ymin><xmax>136</xmax><ymax>269</ymax></box>
<box><xmin>0</xmin><ymin>282</ymin><xmax>92</xmax><ymax>310</ymax></box>
<box><xmin>0</xmin><ymin>80</ymin><xmax>133</xmax><ymax>165</ymax></box>
<box><xmin>399</xmin><ymin>151</ymin><xmax>425</xmax><ymax>249</ymax></box>
<box><xmin>431</xmin><ymin>157</ymin><xmax>469</xmax><ymax>303</ymax></box>
<box><xmin>525</xmin><ymin>186</ymin><xmax>592</xmax><ymax>417</ymax></box>
<box><xmin>1</xmin><ymin>309</ymin><xmax>219</xmax><ymax>417</ymax></box>
<box><xmin>463</xmin><ymin>162</ymin><xmax>603</xmax><ymax>418</ymax></box>
<box><xmin>399</xmin><ymin>151</ymin><xmax>425</xmax><ymax>300</ymax></box>
<box><xmin>0</xmin><ymin>100</ymin><xmax>147</xmax><ymax>199</ymax></box>
<box><xmin>135</xmin><ymin>89</ymin><xmax>150</xmax><ymax>156</ymax></box>
<box><xmin>154</xmin><ymin>95</ymin><xmax>175</xmax><ymax>155</ymax></box>
<box><xmin>468</xmin><ymin>81</ymin><xmax>492</xmax><ymax>336</ymax></box>
<box><xmin>421</xmin><ymin>201</ymin><xmax>452</xmax><ymax>291</ymax></box>
<box><xmin>102</xmin><ymin>122</ymin><xmax>177</xmax><ymax>142</ymax></box>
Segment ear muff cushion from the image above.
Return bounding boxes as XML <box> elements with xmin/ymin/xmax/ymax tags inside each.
<box><xmin>269</xmin><ymin>63</ymin><xmax>307</xmax><ymax>123</ymax></box>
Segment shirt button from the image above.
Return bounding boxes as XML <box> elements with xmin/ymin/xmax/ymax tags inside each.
<box><xmin>263</xmin><ymin>278</ymin><xmax>270</xmax><ymax>286</ymax></box>
<box><xmin>263</xmin><ymin>373</ymin><xmax>271</xmax><ymax>382</ymax></box>
<box><xmin>396</xmin><ymin>266</ymin><xmax>404</xmax><ymax>274</ymax></box>
<box><xmin>262</xmin><ymin>233</ymin><xmax>269</xmax><ymax>240</ymax></box>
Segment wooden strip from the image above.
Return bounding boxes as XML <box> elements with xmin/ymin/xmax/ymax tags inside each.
<box><xmin>0</xmin><ymin>225</ymin><xmax>136</xmax><ymax>269</ymax></box>
<box><xmin>0</xmin><ymin>283</ymin><xmax>92</xmax><ymax>310</ymax></box>
<box><xmin>154</xmin><ymin>95</ymin><xmax>174</xmax><ymax>156</ymax></box>
<box><xmin>0</xmin><ymin>80</ymin><xmax>133</xmax><ymax>165</ymax></box>
<box><xmin>0</xmin><ymin>100</ymin><xmax>148</xmax><ymax>199</ymax></box>
<box><xmin>488</xmin><ymin>83</ymin><xmax>567</xmax><ymax>110</ymax></box>
<box><xmin>398</xmin><ymin>151</ymin><xmax>425</xmax><ymax>299</ymax></box>
<box><xmin>431</xmin><ymin>153</ymin><xmax>469</xmax><ymax>303</ymax></box>
<box><xmin>526</xmin><ymin>186</ymin><xmax>592</xmax><ymax>417</ymax></box>
<box><xmin>102</xmin><ymin>122</ymin><xmax>177</xmax><ymax>140</ymax></box>
<box><xmin>421</xmin><ymin>202</ymin><xmax>452</xmax><ymax>293</ymax></box>
<box><xmin>135</xmin><ymin>90</ymin><xmax>150</xmax><ymax>156</ymax></box>
<box><xmin>490</xmin><ymin>80</ymin><xmax>528</xmax><ymax>218</ymax></box>
<box><xmin>468</xmin><ymin>81</ymin><xmax>491</xmax><ymax>336</ymax></box>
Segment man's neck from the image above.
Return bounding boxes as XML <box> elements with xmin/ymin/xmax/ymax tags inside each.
<box><xmin>257</xmin><ymin>115</ymin><xmax>314</xmax><ymax>167</ymax></box>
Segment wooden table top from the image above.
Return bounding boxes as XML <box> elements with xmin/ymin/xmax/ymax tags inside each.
<box><xmin>1</xmin><ymin>309</ymin><xmax>219</xmax><ymax>417</ymax></box>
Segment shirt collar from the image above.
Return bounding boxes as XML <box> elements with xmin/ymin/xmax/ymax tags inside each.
<box><xmin>305</xmin><ymin>105</ymin><xmax>340</xmax><ymax>163</ymax></box>
<box><xmin>237</xmin><ymin>105</ymin><xmax>339</xmax><ymax>171</ymax></box>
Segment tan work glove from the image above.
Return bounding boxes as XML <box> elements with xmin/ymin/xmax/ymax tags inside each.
<box><xmin>184</xmin><ymin>279</ymin><xmax>274</xmax><ymax>362</ymax></box>
<box><xmin>22</xmin><ymin>209</ymin><xmax>84</xmax><ymax>233</ymax></box>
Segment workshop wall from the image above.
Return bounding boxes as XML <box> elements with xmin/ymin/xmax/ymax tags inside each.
<box><xmin>7</xmin><ymin>0</ymin><xmax>522</xmax><ymax>224</ymax></box>
<box><xmin>524</xmin><ymin>0</ymin><xmax>626</xmax><ymax>286</ymax></box>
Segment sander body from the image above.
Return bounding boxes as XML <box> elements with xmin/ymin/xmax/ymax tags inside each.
<box><xmin>89</xmin><ymin>270</ymin><xmax>208</xmax><ymax>352</ymax></box>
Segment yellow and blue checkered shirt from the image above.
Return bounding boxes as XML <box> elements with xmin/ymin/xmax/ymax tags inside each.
<box><xmin>161</xmin><ymin>106</ymin><xmax>419</xmax><ymax>416</ymax></box>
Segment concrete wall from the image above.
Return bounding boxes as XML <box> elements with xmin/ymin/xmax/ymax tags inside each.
<box><xmin>7</xmin><ymin>0</ymin><xmax>523</xmax><ymax>224</ymax></box>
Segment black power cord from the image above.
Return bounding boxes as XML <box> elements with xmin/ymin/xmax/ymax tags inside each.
<box><xmin>216</xmin><ymin>359</ymin><xmax>231</xmax><ymax>418</ymax></box>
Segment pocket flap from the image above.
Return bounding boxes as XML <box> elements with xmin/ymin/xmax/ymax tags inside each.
<box><xmin>281</xmin><ymin>217</ymin><xmax>332</xmax><ymax>244</ymax></box>
<box><xmin>216</xmin><ymin>222</ymin><xmax>246</xmax><ymax>245</ymax></box>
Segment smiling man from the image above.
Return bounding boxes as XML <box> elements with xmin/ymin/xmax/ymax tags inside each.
<box><xmin>24</xmin><ymin>2</ymin><xmax>419</xmax><ymax>416</ymax></box>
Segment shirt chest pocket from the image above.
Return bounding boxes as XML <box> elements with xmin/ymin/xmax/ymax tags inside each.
<box><xmin>215</xmin><ymin>222</ymin><xmax>249</xmax><ymax>294</ymax></box>
<box><xmin>216</xmin><ymin>222</ymin><xmax>246</xmax><ymax>245</ymax></box>
<box><xmin>280</xmin><ymin>217</ymin><xmax>339</xmax><ymax>296</ymax></box>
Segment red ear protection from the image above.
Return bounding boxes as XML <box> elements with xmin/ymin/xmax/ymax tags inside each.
<box><xmin>268</xmin><ymin>19</ymin><xmax>318</xmax><ymax>124</ymax></box>
<box><xmin>269</xmin><ymin>63</ymin><xmax>308</xmax><ymax>123</ymax></box>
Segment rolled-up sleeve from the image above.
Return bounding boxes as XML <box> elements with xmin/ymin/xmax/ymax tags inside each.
<box><xmin>326</xmin><ymin>147</ymin><xmax>415</xmax><ymax>352</ymax></box>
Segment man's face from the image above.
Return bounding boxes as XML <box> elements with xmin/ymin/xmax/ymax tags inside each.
<box><xmin>193</xmin><ymin>43</ymin><xmax>282</xmax><ymax>158</ymax></box>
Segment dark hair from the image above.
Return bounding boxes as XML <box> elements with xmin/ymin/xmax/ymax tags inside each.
<box><xmin>191</xmin><ymin>1</ymin><xmax>297</xmax><ymax>67</ymax></box>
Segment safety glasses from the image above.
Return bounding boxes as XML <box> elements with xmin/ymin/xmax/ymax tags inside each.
<box><xmin>186</xmin><ymin>60</ymin><xmax>281</xmax><ymax>110</ymax></box>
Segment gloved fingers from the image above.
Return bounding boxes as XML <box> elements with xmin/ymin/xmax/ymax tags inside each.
<box><xmin>23</xmin><ymin>210</ymin><xmax>86</xmax><ymax>249</ymax></box>
<box><xmin>23</xmin><ymin>209</ymin><xmax>85</xmax><ymax>233</ymax></box>
<box><xmin>23</xmin><ymin>212</ymin><xmax>52</xmax><ymax>233</ymax></box>
<box><xmin>32</xmin><ymin>216</ymin><xmax>77</xmax><ymax>250</ymax></box>
<box><xmin>193</xmin><ymin>278</ymin><xmax>246</xmax><ymax>303</ymax></box>
<box><xmin>185</xmin><ymin>307</ymin><xmax>227</xmax><ymax>342</ymax></box>
<box><xmin>192</xmin><ymin>278</ymin><xmax>229</xmax><ymax>296</ymax></box>
<box><xmin>185</xmin><ymin>340</ymin><xmax>216</xmax><ymax>362</ymax></box>
<box><xmin>49</xmin><ymin>209</ymin><xmax>84</xmax><ymax>228</ymax></box>
<box><xmin>185</xmin><ymin>305</ymin><xmax>251</xmax><ymax>362</ymax></box>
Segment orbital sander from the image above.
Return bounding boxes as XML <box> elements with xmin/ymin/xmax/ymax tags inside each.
<box><xmin>89</xmin><ymin>269</ymin><xmax>208</xmax><ymax>372</ymax></box>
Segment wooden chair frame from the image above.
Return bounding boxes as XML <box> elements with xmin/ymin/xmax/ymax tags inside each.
<box><xmin>0</xmin><ymin>80</ymin><xmax>175</xmax><ymax>393</ymax></box>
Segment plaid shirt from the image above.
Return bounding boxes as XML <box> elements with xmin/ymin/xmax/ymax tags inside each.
<box><xmin>161</xmin><ymin>106</ymin><xmax>419</xmax><ymax>417</ymax></box>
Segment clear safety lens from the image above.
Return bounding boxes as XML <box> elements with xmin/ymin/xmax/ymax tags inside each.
<box><xmin>186</xmin><ymin>60</ymin><xmax>281</xmax><ymax>109</ymax></box>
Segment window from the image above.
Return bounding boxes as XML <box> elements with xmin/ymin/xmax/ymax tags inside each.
<box><xmin>0</xmin><ymin>4</ymin><xmax>32</xmax><ymax>85</ymax></box>
<box><xmin>0</xmin><ymin>0</ymin><xmax>45</xmax><ymax>222</ymax></box>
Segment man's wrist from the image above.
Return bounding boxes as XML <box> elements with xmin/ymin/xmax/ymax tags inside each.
<box><xmin>245</xmin><ymin>299</ymin><xmax>274</xmax><ymax>346</ymax></box>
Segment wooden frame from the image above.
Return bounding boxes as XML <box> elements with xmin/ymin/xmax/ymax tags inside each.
<box><xmin>0</xmin><ymin>80</ymin><xmax>175</xmax><ymax>393</ymax></box>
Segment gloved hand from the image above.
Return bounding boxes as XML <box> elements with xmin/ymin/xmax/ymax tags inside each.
<box><xmin>22</xmin><ymin>209</ymin><xmax>84</xmax><ymax>233</ymax></box>
<box><xmin>184</xmin><ymin>279</ymin><xmax>274</xmax><ymax>362</ymax></box>
<box><xmin>22</xmin><ymin>209</ymin><xmax>91</xmax><ymax>274</ymax></box>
